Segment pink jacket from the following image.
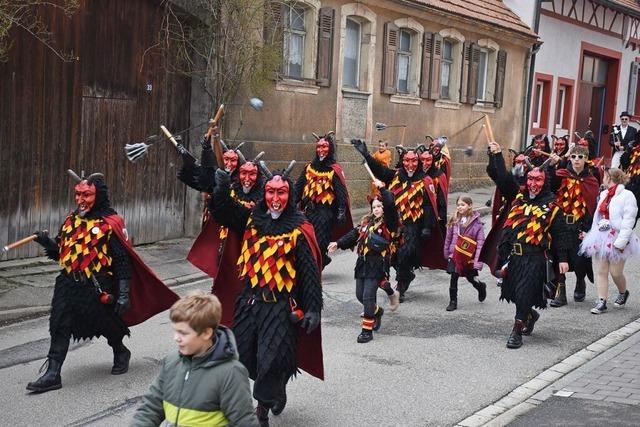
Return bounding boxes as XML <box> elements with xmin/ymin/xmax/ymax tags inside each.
<box><xmin>443</xmin><ymin>211</ymin><xmax>485</xmax><ymax>270</ymax></box>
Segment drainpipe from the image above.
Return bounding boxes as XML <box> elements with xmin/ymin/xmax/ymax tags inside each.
<box><xmin>522</xmin><ymin>0</ymin><xmax>545</xmax><ymax>149</ymax></box>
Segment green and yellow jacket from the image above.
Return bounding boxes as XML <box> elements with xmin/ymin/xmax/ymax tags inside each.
<box><xmin>131</xmin><ymin>326</ymin><xmax>258</xmax><ymax>427</ymax></box>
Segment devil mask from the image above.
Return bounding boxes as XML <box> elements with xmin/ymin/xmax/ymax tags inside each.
<box><xmin>75</xmin><ymin>181</ymin><xmax>97</xmax><ymax>217</ymax></box>
<box><xmin>264</xmin><ymin>175</ymin><xmax>289</xmax><ymax>218</ymax></box>
<box><xmin>420</xmin><ymin>151</ymin><xmax>433</xmax><ymax>171</ymax></box>
<box><xmin>223</xmin><ymin>150</ymin><xmax>239</xmax><ymax>173</ymax></box>
<box><xmin>239</xmin><ymin>162</ymin><xmax>258</xmax><ymax>193</ymax></box>
<box><xmin>403</xmin><ymin>151</ymin><xmax>419</xmax><ymax>177</ymax></box>
<box><xmin>316</xmin><ymin>138</ymin><xmax>330</xmax><ymax>161</ymax></box>
<box><xmin>527</xmin><ymin>168</ymin><xmax>546</xmax><ymax>197</ymax></box>
<box><xmin>553</xmin><ymin>138</ymin><xmax>566</xmax><ymax>155</ymax></box>
<box><xmin>512</xmin><ymin>154</ymin><xmax>527</xmax><ymax>178</ymax></box>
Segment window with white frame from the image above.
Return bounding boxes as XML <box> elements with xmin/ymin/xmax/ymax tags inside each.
<box><xmin>555</xmin><ymin>86</ymin><xmax>566</xmax><ymax>128</ymax></box>
<box><xmin>283</xmin><ymin>5</ymin><xmax>306</xmax><ymax>78</ymax></box>
<box><xmin>396</xmin><ymin>29</ymin><xmax>412</xmax><ymax>93</ymax></box>
<box><xmin>343</xmin><ymin>18</ymin><xmax>361</xmax><ymax>88</ymax></box>
<box><xmin>440</xmin><ymin>39</ymin><xmax>453</xmax><ymax>99</ymax></box>
<box><xmin>533</xmin><ymin>81</ymin><xmax>544</xmax><ymax>128</ymax></box>
<box><xmin>477</xmin><ymin>48</ymin><xmax>489</xmax><ymax>101</ymax></box>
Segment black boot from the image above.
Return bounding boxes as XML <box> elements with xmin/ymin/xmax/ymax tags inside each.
<box><xmin>396</xmin><ymin>282</ymin><xmax>407</xmax><ymax>303</ymax></box>
<box><xmin>271</xmin><ymin>376</ymin><xmax>287</xmax><ymax>416</ymax></box>
<box><xmin>574</xmin><ymin>278</ymin><xmax>586</xmax><ymax>302</ymax></box>
<box><xmin>26</xmin><ymin>358</ymin><xmax>62</xmax><ymax>393</ymax></box>
<box><xmin>373</xmin><ymin>307</ymin><xmax>384</xmax><ymax>331</ymax></box>
<box><xmin>521</xmin><ymin>309</ymin><xmax>540</xmax><ymax>336</ymax></box>
<box><xmin>473</xmin><ymin>281</ymin><xmax>487</xmax><ymax>302</ymax></box>
<box><xmin>357</xmin><ymin>328</ymin><xmax>373</xmax><ymax>343</ymax></box>
<box><xmin>256</xmin><ymin>404</ymin><xmax>269</xmax><ymax>427</ymax></box>
<box><xmin>550</xmin><ymin>283</ymin><xmax>567</xmax><ymax>307</ymax></box>
<box><xmin>447</xmin><ymin>287</ymin><xmax>458</xmax><ymax>311</ymax></box>
<box><xmin>111</xmin><ymin>343</ymin><xmax>131</xmax><ymax>375</ymax></box>
<box><xmin>506</xmin><ymin>320</ymin><xmax>525</xmax><ymax>349</ymax></box>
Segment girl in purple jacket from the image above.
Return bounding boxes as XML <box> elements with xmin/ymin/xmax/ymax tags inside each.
<box><xmin>443</xmin><ymin>196</ymin><xmax>487</xmax><ymax>311</ymax></box>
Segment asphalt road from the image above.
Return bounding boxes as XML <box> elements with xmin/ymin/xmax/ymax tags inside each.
<box><xmin>1</xmin><ymin>234</ymin><xmax>639</xmax><ymax>426</ymax></box>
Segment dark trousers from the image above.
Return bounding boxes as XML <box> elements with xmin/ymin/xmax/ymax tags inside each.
<box><xmin>449</xmin><ymin>270</ymin><xmax>482</xmax><ymax>301</ymax></box>
<box><xmin>356</xmin><ymin>278</ymin><xmax>379</xmax><ymax>318</ymax></box>
<box><xmin>515</xmin><ymin>304</ymin><xmax>535</xmax><ymax>322</ymax></box>
<box><xmin>47</xmin><ymin>310</ymin><xmax>125</xmax><ymax>363</ymax></box>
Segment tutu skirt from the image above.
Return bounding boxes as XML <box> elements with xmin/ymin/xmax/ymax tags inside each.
<box><xmin>579</xmin><ymin>228</ymin><xmax>640</xmax><ymax>262</ymax></box>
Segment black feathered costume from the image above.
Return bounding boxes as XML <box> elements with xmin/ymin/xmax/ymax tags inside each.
<box><xmin>210</xmin><ymin>163</ymin><xmax>323</xmax><ymax>424</ymax></box>
<box><xmin>294</xmin><ymin>132</ymin><xmax>352</xmax><ymax>268</ymax></box>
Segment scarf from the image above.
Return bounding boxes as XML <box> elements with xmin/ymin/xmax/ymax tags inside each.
<box><xmin>598</xmin><ymin>184</ymin><xmax>618</xmax><ymax>220</ymax></box>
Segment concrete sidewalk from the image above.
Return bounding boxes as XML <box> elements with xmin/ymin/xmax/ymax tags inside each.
<box><xmin>456</xmin><ymin>317</ymin><xmax>640</xmax><ymax>426</ymax></box>
<box><xmin>0</xmin><ymin>186</ymin><xmax>495</xmax><ymax>325</ymax></box>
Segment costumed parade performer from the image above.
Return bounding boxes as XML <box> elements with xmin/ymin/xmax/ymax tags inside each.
<box><xmin>546</xmin><ymin>145</ymin><xmax>599</xmax><ymax>307</ymax></box>
<box><xmin>294</xmin><ymin>131</ymin><xmax>352</xmax><ymax>269</ymax></box>
<box><xmin>526</xmin><ymin>134</ymin><xmax>551</xmax><ymax>167</ymax></box>
<box><xmin>328</xmin><ymin>179</ymin><xmax>400</xmax><ymax>343</ymax></box>
<box><xmin>443</xmin><ymin>196</ymin><xmax>487</xmax><ymax>311</ymax></box>
<box><xmin>620</xmin><ymin>131</ymin><xmax>640</xmax><ymax>224</ymax></box>
<box><xmin>351</xmin><ymin>139</ymin><xmax>446</xmax><ymax>303</ymax></box>
<box><xmin>485</xmin><ymin>142</ymin><xmax>570</xmax><ymax>349</ymax></box>
<box><xmin>210</xmin><ymin>161</ymin><xmax>323</xmax><ymax>427</ymax></box>
<box><xmin>609</xmin><ymin>111</ymin><xmax>637</xmax><ymax>169</ymax></box>
<box><xmin>26</xmin><ymin>170</ymin><xmax>178</xmax><ymax>392</ymax></box>
<box><xmin>579</xmin><ymin>168</ymin><xmax>640</xmax><ymax>314</ymax></box>
<box><xmin>420</xmin><ymin>149</ymin><xmax>448</xmax><ymax>235</ymax></box>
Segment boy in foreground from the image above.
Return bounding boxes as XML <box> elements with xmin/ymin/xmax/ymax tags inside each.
<box><xmin>131</xmin><ymin>292</ymin><xmax>258</xmax><ymax>426</ymax></box>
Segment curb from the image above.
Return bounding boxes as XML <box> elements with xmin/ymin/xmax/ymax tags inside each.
<box><xmin>455</xmin><ymin>317</ymin><xmax>640</xmax><ymax>426</ymax></box>
<box><xmin>0</xmin><ymin>271</ymin><xmax>210</xmax><ymax>327</ymax></box>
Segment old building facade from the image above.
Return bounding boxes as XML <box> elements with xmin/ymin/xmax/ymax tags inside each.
<box><xmin>228</xmin><ymin>0</ymin><xmax>538</xmax><ymax>205</ymax></box>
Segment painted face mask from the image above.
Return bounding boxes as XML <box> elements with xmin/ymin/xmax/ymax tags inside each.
<box><xmin>420</xmin><ymin>151</ymin><xmax>433</xmax><ymax>171</ymax></box>
<box><xmin>75</xmin><ymin>181</ymin><xmax>97</xmax><ymax>217</ymax></box>
<box><xmin>223</xmin><ymin>150</ymin><xmax>239</xmax><ymax>173</ymax></box>
<box><xmin>431</xmin><ymin>142</ymin><xmax>443</xmax><ymax>156</ymax></box>
<box><xmin>239</xmin><ymin>162</ymin><xmax>258</xmax><ymax>192</ymax></box>
<box><xmin>264</xmin><ymin>175</ymin><xmax>289</xmax><ymax>218</ymax></box>
<box><xmin>577</xmin><ymin>138</ymin><xmax>590</xmax><ymax>152</ymax></box>
<box><xmin>553</xmin><ymin>139</ymin><xmax>566</xmax><ymax>154</ymax></box>
<box><xmin>403</xmin><ymin>151</ymin><xmax>419</xmax><ymax>177</ymax></box>
<box><xmin>316</xmin><ymin>139</ymin><xmax>330</xmax><ymax>161</ymax></box>
<box><xmin>526</xmin><ymin>168</ymin><xmax>545</xmax><ymax>196</ymax></box>
<box><xmin>512</xmin><ymin>154</ymin><xmax>527</xmax><ymax>178</ymax></box>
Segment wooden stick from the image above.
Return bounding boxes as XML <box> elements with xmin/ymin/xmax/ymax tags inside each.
<box><xmin>362</xmin><ymin>161</ymin><xmax>377</xmax><ymax>182</ymax></box>
<box><xmin>532</xmin><ymin>149</ymin><xmax>551</xmax><ymax>157</ymax></box>
<box><xmin>484</xmin><ymin>115</ymin><xmax>495</xmax><ymax>142</ymax></box>
<box><xmin>160</xmin><ymin>125</ymin><xmax>180</xmax><ymax>148</ymax></box>
<box><xmin>482</xmin><ymin>124</ymin><xmax>492</xmax><ymax>143</ymax></box>
<box><xmin>3</xmin><ymin>231</ymin><xmax>46</xmax><ymax>252</ymax></box>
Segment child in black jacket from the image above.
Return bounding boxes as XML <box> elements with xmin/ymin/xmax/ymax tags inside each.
<box><xmin>328</xmin><ymin>182</ymin><xmax>399</xmax><ymax>343</ymax></box>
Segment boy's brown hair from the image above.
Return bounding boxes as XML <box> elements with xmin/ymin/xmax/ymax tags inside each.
<box><xmin>169</xmin><ymin>291</ymin><xmax>222</xmax><ymax>334</ymax></box>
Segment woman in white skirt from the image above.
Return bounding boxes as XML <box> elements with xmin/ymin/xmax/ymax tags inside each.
<box><xmin>580</xmin><ymin>168</ymin><xmax>640</xmax><ymax>314</ymax></box>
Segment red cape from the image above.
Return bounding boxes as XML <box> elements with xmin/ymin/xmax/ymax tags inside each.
<box><xmin>330</xmin><ymin>163</ymin><xmax>353</xmax><ymax>240</ymax></box>
<box><xmin>212</xmin><ymin>218</ymin><xmax>325</xmax><ymax>380</ymax></box>
<box><xmin>419</xmin><ymin>177</ymin><xmax>448</xmax><ymax>270</ymax></box>
<box><xmin>187</xmin><ymin>218</ymin><xmax>221</xmax><ymax>278</ymax></box>
<box><xmin>555</xmin><ymin>168</ymin><xmax>600</xmax><ymax>217</ymax></box>
<box><xmin>104</xmin><ymin>215</ymin><xmax>179</xmax><ymax>327</ymax></box>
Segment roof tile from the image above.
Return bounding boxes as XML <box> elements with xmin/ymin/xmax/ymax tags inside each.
<box><xmin>409</xmin><ymin>0</ymin><xmax>537</xmax><ymax>38</ymax></box>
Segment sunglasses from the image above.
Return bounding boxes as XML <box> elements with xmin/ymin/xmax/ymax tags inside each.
<box><xmin>570</xmin><ymin>154</ymin><xmax>585</xmax><ymax>159</ymax></box>
<box><xmin>621</xmin><ymin>118</ymin><xmax>629</xmax><ymax>121</ymax></box>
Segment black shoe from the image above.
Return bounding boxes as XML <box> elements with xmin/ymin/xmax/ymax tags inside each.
<box><xmin>26</xmin><ymin>358</ymin><xmax>62</xmax><ymax>393</ymax></box>
<box><xmin>271</xmin><ymin>386</ymin><xmax>287</xmax><ymax>415</ymax></box>
<box><xmin>111</xmin><ymin>345</ymin><xmax>131</xmax><ymax>375</ymax></box>
<box><xmin>373</xmin><ymin>307</ymin><xmax>384</xmax><ymax>331</ymax></box>
<box><xmin>357</xmin><ymin>330</ymin><xmax>373</xmax><ymax>343</ymax></box>
<box><xmin>521</xmin><ymin>309</ymin><xmax>539</xmax><ymax>336</ymax></box>
<box><xmin>256</xmin><ymin>404</ymin><xmax>269</xmax><ymax>427</ymax></box>
<box><xmin>446</xmin><ymin>301</ymin><xmax>457</xmax><ymax>311</ymax></box>
<box><xmin>591</xmin><ymin>298</ymin><xmax>607</xmax><ymax>314</ymax></box>
<box><xmin>475</xmin><ymin>281</ymin><xmax>487</xmax><ymax>302</ymax></box>
<box><xmin>614</xmin><ymin>290</ymin><xmax>630</xmax><ymax>307</ymax></box>
<box><xmin>550</xmin><ymin>283</ymin><xmax>567</xmax><ymax>307</ymax></box>
<box><xmin>506</xmin><ymin>320</ymin><xmax>525</xmax><ymax>349</ymax></box>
